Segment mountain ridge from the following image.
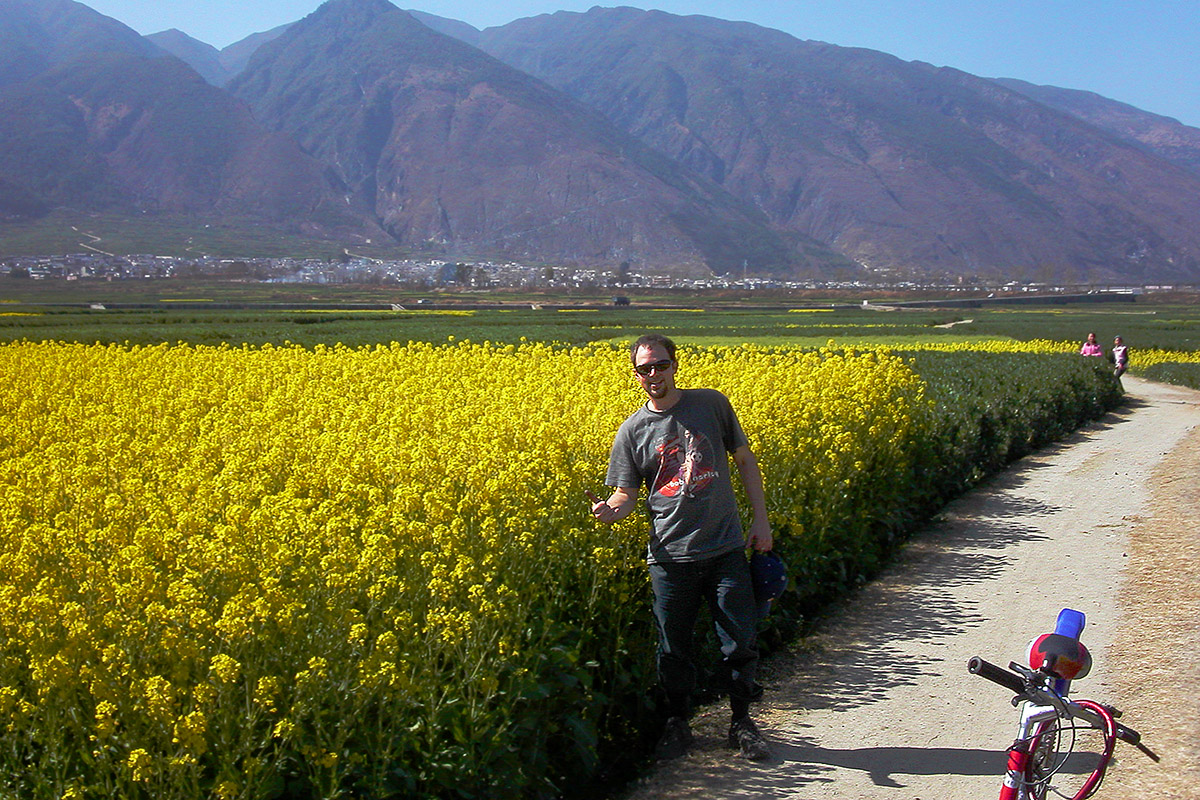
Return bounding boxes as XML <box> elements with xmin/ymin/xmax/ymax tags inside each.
<box><xmin>146</xmin><ymin>29</ymin><xmax>230</xmax><ymax>86</ymax></box>
<box><xmin>994</xmin><ymin>77</ymin><xmax>1200</xmax><ymax>177</ymax></box>
<box><xmin>4</xmin><ymin>0</ymin><xmax>1200</xmax><ymax>283</ymax></box>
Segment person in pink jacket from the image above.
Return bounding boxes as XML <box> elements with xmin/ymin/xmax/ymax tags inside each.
<box><xmin>1080</xmin><ymin>332</ymin><xmax>1103</xmax><ymax>356</ymax></box>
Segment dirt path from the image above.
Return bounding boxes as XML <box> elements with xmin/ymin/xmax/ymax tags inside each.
<box><xmin>621</xmin><ymin>377</ymin><xmax>1200</xmax><ymax>799</ymax></box>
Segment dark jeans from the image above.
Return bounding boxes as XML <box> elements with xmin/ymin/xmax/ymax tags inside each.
<box><xmin>648</xmin><ymin>548</ymin><xmax>759</xmax><ymax>717</ymax></box>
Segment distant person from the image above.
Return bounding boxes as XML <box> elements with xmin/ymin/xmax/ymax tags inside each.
<box><xmin>1079</xmin><ymin>332</ymin><xmax>1103</xmax><ymax>357</ymax></box>
<box><xmin>589</xmin><ymin>333</ymin><xmax>773</xmax><ymax>762</ymax></box>
<box><xmin>1112</xmin><ymin>336</ymin><xmax>1129</xmax><ymax>378</ymax></box>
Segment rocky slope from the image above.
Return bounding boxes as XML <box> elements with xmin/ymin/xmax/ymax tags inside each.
<box><xmin>996</xmin><ymin>78</ymin><xmax>1200</xmax><ymax>176</ymax></box>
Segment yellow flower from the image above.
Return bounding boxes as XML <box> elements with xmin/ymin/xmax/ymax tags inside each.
<box><xmin>172</xmin><ymin>710</ymin><xmax>209</xmax><ymax>755</ymax></box>
<box><xmin>253</xmin><ymin>676</ymin><xmax>282</xmax><ymax>713</ymax></box>
<box><xmin>0</xmin><ymin>337</ymin><xmax>1122</xmax><ymax>795</ymax></box>
<box><xmin>209</xmin><ymin>654</ymin><xmax>241</xmax><ymax>685</ymax></box>
<box><xmin>127</xmin><ymin>748</ymin><xmax>154</xmax><ymax>782</ymax></box>
<box><xmin>94</xmin><ymin>700</ymin><xmax>118</xmax><ymax>739</ymax></box>
<box><xmin>142</xmin><ymin>675</ymin><xmax>176</xmax><ymax>724</ymax></box>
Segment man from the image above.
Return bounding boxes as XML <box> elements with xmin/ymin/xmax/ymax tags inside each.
<box><xmin>589</xmin><ymin>333</ymin><xmax>773</xmax><ymax>761</ymax></box>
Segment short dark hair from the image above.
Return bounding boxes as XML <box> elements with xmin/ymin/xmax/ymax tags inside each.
<box><xmin>630</xmin><ymin>333</ymin><xmax>676</xmax><ymax>364</ymax></box>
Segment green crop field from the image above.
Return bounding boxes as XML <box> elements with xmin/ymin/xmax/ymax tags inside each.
<box><xmin>4</xmin><ymin>280</ymin><xmax>1199</xmax><ymax>356</ymax></box>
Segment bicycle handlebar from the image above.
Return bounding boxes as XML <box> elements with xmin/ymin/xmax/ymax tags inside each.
<box><xmin>968</xmin><ymin>656</ymin><xmax>1160</xmax><ymax>762</ymax></box>
<box><xmin>967</xmin><ymin>655</ymin><xmax>1027</xmax><ymax>697</ymax></box>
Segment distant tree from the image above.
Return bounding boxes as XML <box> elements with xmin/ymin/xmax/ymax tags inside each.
<box><xmin>542</xmin><ymin>266</ymin><xmax>555</xmax><ymax>284</ymax></box>
<box><xmin>8</xmin><ymin>267</ymin><xmax>30</xmax><ymax>279</ymax></box>
<box><xmin>454</xmin><ymin>263</ymin><xmax>472</xmax><ymax>285</ymax></box>
<box><xmin>616</xmin><ymin>261</ymin><xmax>632</xmax><ymax>285</ymax></box>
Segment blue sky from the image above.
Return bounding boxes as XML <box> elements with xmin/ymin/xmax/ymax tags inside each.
<box><xmin>84</xmin><ymin>0</ymin><xmax>1200</xmax><ymax>128</ymax></box>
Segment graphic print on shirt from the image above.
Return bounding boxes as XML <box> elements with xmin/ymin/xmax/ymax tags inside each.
<box><xmin>654</xmin><ymin>427</ymin><xmax>718</xmax><ymax>498</ymax></box>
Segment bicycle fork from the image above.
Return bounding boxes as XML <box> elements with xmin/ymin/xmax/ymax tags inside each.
<box><xmin>999</xmin><ymin>702</ymin><xmax>1059</xmax><ymax>800</ymax></box>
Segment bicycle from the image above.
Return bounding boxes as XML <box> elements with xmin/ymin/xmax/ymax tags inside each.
<box><xmin>968</xmin><ymin>608</ymin><xmax>1159</xmax><ymax>800</ymax></box>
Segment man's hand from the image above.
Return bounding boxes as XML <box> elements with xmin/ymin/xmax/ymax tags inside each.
<box><xmin>746</xmin><ymin>516</ymin><xmax>773</xmax><ymax>552</ymax></box>
<box><xmin>587</xmin><ymin>488</ymin><xmax>636</xmax><ymax>524</ymax></box>
<box><xmin>586</xmin><ymin>489</ymin><xmax>616</xmax><ymax>523</ymax></box>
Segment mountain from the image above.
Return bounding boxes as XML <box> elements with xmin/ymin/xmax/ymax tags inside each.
<box><xmin>0</xmin><ymin>175</ymin><xmax>47</xmax><ymax>218</ymax></box>
<box><xmin>995</xmin><ymin>78</ymin><xmax>1200</xmax><ymax>177</ymax></box>
<box><xmin>165</xmin><ymin>14</ymin><xmax>484</xmax><ymax>90</ymax></box>
<box><xmin>0</xmin><ymin>0</ymin><xmax>371</xmax><ymax>238</ymax></box>
<box><xmin>147</xmin><ymin>28</ymin><xmax>231</xmax><ymax>86</ymax></box>
<box><xmin>228</xmin><ymin>0</ymin><xmax>819</xmax><ymax>275</ymax></box>
<box><xmin>218</xmin><ymin>23</ymin><xmax>293</xmax><ymax>80</ymax></box>
<box><xmin>6</xmin><ymin>0</ymin><xmax>1200</xmax><ymax>281</ymax></box>
<box><xmin>406</xmin><ymin>9</ymin><xmax>481</xmax><ymax>47</ymax></box>
<box><xmin>151</xmin><ymin>24</ymin><xmax>294</xmax><ymax>88</ymax></box>
<box><xmin>475</xmin><ymin>8</ymin><xmax>1200</xmax><ymax>282</ymax></box>
<box><xmin>0</xmin><ymin>51</ymin><xmax>360</xmax><ymax>226</ymax></box>
<box><xmin>0</xmin><ymin>0</ymin><xmax>165</xmax><ymax>87</ymax></box>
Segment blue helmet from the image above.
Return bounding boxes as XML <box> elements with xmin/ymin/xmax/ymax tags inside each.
<box><xmin>750</xmin><ymin>551</ymin><xmax>788</xmax><ymax>618</ymax></box>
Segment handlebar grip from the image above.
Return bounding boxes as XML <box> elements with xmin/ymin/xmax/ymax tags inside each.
<box><xmin>967</xmin><ymin>656</ymin><xmax>1027</xmax><ymax>697</ymax></box>
<box><xmin>1114</xmin><ymin>723</ymin><xmax>1140</xmax><ymax>746</ymax></box>
<box><xmin>1114</xmin><ymin>724</ymin><xmax>1161</xmax><ymax>762</ymax></box>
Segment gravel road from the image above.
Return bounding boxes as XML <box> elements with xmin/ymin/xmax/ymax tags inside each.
<box><xmin>620</xmin><ymin>376</ymin><xmax>1200</xmax><ymax>800</ymax></box>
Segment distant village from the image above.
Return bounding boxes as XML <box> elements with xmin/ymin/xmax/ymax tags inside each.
<box><xmin>0</xmin><ymin>251</ymin><xmax>1177</xmax><ymax>295</ymax></box>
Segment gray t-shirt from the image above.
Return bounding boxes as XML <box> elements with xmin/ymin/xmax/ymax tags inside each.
<box><xmin>606</xmin><ymin>388</ymin><xmax>749</xmax><ymax>564</ymax></box>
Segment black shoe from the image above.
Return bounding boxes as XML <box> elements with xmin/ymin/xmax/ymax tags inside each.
<box><xmin>728</xmin><ymin>716</ymin><xmax>771</xmax><ymax>761</ymax></box>
<box><xmin>655</xmin><ymin>716</ymin><xmax>694</xmax><ymax>760</ymax></box>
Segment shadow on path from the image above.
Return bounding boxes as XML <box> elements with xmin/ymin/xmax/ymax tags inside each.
<box><xmin>763</xmin><ymin>488</ymin><xmax>1055</xmax><ymax>716</ymax></box>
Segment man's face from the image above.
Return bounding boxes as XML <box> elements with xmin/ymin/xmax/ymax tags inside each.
<box><xmin>633</xmin><ymin>344</ymin><xmax>676</xmax><ymax>401</ymax></box>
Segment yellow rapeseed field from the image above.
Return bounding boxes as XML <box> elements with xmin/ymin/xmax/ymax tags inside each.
<box><xmin>903</xmin><ymin>336</ymin><xmax>1200</xmax><ymax>368</ymax></box>
<box><xmin>0</xmin><ymin>340</ymin><xmax>925</xmax><ymax>799</ymax></box>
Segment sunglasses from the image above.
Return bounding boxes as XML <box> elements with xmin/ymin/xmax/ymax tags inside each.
<box><xmin>634</xmin><ymin>359</ymin><xmax>673</xmax><ymax>376</ymax></box>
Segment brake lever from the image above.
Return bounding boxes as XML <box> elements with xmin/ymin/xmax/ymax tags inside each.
<box><xmin>1008</xmin><ymin>662</ymin><xmax>1069</xmax><ymax>714</ymax></box>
